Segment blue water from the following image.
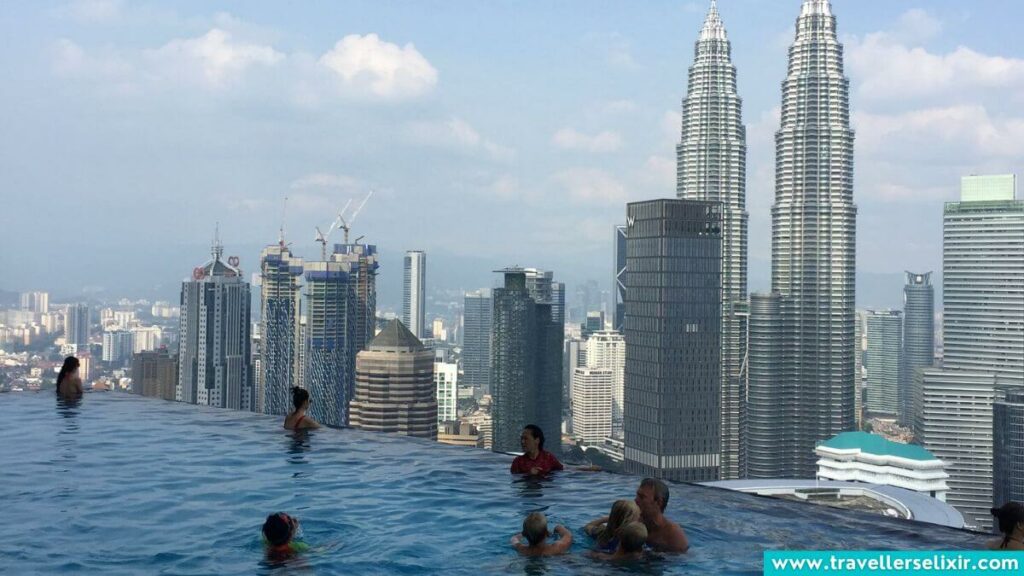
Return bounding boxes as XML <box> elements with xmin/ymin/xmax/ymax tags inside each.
<box><xmin>0</xmin><ymin>393</ymin><xmax>986</xmax><ymax>575</ymax></box>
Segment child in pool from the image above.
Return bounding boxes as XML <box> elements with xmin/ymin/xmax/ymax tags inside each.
<box><xmin>511</xmin><ymin>512</ymin><xmax>573</xmax><ymax>557</ymax></box>
<box><xmin>583</xmin><ymin>499</ymin><xmax>641</xmax><ymax>552</ymax></box>
<box><xmin>262</xmin><ymin>512</ymin><xmax>310</xmax><ymax>558</ymax></box>
<box><xmin>591</xmin><ymin>521</ymin><xmax>647</xmax><ymax>561</ymax></box>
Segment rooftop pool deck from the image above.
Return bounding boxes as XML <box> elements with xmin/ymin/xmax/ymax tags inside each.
<box><xmin>0</xmin><ymin>393</ymin><xmax>988</xmax><ymax>575</ymax></box>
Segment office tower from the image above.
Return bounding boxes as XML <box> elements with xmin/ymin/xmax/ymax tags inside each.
<box><xmin>176</xmin><ymin>240</ymin><xmax>253</xmax><ymax>410</ymax></box>
<box><xmin>349</xmin><ymin>320</ymin><xmax>437</xmax><ymax>440</ymax></box>
<box><xmin>676</xmin><ymin>0</ymin><xmax>749</xmax><ymax>480</ymax></box>
<box><xmin>462</xmin><ymin>289</ymin><xmax>492</xmax><ymax>394</ymax></box>
<box><xmin>916</xmin><ymin>174</ymin><xmax>1023</xmax><ymax>530</ymax></box>
<box><xmin>403</xmin><ymin>251</ymin><xmax>426</xmax><ymax>338</ymax></box>
<box><xmin>864</xmin><ymin>310</ymin><xmax>902</xmax><ymax>418</ymax></box>
<box><xmin>304</xmin><ymin>259</ymin><xmax>356</xmax><ymax>427</ymax></box>
<box><xmin>586</xmin><ymin>330</ymin><xmax>626</xmax><ymax>438</ymax></box>
<box><xmin>20</xmin><ymin>291</ymin><xmax>49</xmax><ymax>314</ymax></box>
<box><xmin>563</xmin><ymin>337</ymin><xmax>586</xmax><ymax>422</ymax></box>
<box><xmin>525</xmin><ymin>268</ymin><xmax>566</xmax><ymax>325</ymax></box>
<box><xmin>747</xmin><ymin>0</ymin><xmax>856</xmax><ymax>479</ymax></box>
<box><xmin>258</xmin><ymin>242</ymin><xmax>303</xmax><ymax>416</ymax></box>
<box><xmin>902</xmin><ymin>272</ymin><xmax>934</xmax><ymax>427</ymax></box>
<box><xmin>65</xmin><ymin>303</ymin><xmax>90</xmax><ymax>348</ymax></box>
<box><xmin>582</xmin><ymin>311</ymin><xmax>605</xmax><ymax>340</ymax></box>
<box><xmin>435</xmin><ymin>361</ymin><xmax>458</xmax><ymax>424</ymax></box>
<box><xmin>333</xmin><ymin>242</ymin><xmax>379</xmax><ymax>354</ymax></box>
<box><xmin>994</xmin><ymin>390</ymin><xmax>1024</xmax><ymax>507</ymax></box>
<box><xmin>854</xmin><ymin>311</ymin><xmax>865</xmax><ymax>429</ymax></box>
<box><xmin>132</xmin><ymin>348</ymin><xmax>178</xmax><ymax>401</ymax></box>
<box><xmin>623</xmin><ymin>199</ymin><xmax>722</xmax><ymax>482</ymax></box>
<box><xmin>490</xmin><ymin>268</ymin><xmax>563</xmax><ymax>454</ymax></box>
<box><xmin>614</xmin><ymin>225</ymin><xmax>628</xmax><ymax>331</ymax></box>
<box><xmin>571</xmin><ymin>368</ymin><xmax>613</xmax><ymax>445</ymax></box>
<box><xmin>102</xmin><ymin>330</ymin><xmax>134</xmax><ymax>365</ymax></box>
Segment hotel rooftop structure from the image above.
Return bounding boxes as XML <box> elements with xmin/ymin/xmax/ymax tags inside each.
<box><xmin>815</xmin><ymin>432</ymin><xmax>950</xmax><ymax>502</ymax></box>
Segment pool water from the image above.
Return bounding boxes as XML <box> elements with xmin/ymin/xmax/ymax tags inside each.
<box><xmin>0</xmin><ymin>393</ymin><xmax>986</xmax><ymax>575</ymax></box>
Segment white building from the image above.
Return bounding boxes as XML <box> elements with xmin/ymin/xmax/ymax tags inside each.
<box><xmin>571</xmin><ymin>367</ymin><xmax>613</xmax><ymax>445</ymax></box>
<box><xmin>816</xmin><ymin>431</ymin><xmax>950</xmax><ymax>502</ymax></box>
<box><xmin>102</xmin><ymin>330</ymin><xmax>134</xmax><ymax>365</ymax></box>
<box><xmin>585</xmin><ymin>330</ymin><xmax>625</xmax><ymax>436</ymax></box>
<box><xmin>434</xmin><ymin>361</ymin><xmax>458</xmax><ymax>424</ymax></box>
<box><xmin>131</xmin><ymin>325</ymin><xmax>164</xmax><ymax>353</ymax></box>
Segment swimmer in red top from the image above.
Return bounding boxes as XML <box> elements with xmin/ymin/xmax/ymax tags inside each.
<box><xmin>510</xmin><ymin>424</ymin><xmax>564</xmax><ymax>475</ymax></box>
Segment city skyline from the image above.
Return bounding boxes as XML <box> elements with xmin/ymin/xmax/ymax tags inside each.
<box><xmin>4</xmin><ymin>1</ymin><xmax>1022</xmax><ymax>311</ymax></box>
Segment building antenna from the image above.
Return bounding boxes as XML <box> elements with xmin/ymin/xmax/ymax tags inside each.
<box><xmin>279</xmin><ymin>196</ymin><xmax>289</xmax><ymax>246</ymax></box>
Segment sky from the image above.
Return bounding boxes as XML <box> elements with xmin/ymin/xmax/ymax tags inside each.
<box><xmin>1</xmin><ymin>0</ymin><xmax>1022</xmax><ymax>311</ymax></box>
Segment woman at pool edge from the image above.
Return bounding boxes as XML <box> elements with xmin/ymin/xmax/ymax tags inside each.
<box><xmin>55</xmin><ymin>356</ymin><xmax>83</xmax><ymax>400</ymax></box>
<box><xmin>284</xmin><ymin>387</ymin><xmax>320</xmax><ymax>431</ymax></box>
<box><xmin>510</xmin><ymin>424</ymin><xmax>563</xmax><ymax>475</ymax></box>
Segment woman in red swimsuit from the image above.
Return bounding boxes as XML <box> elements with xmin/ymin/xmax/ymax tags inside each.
<box><xmin>284</xmin><ymin>387</ymin><xmax>321</xmax><ymax>430</ymax></box>
<box><xmin>510</xmin><ymin>424</ymin><xmax>564</xmax><ymax>475</ymax></box>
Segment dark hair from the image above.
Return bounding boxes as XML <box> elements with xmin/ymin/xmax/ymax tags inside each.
<box><xmin>291</xmin><ymin>387</ymin><xmax>309</xmax><ymax>410</ymax></box>
<box><xmin>641</xmin><ymin>478</ymin><xmax>670</xmax><ymax>512</ymax></box>
<box><xmin>56</xmin><ymin>356</ymin><xmax>80</xmax><ymax>391</ymax></box>
<box><xmin>262</xmin><ymin>513</ymin><xmax>292</xmax><ymax>546</ymax></box>
<box><xmin>992</xmin><ymin>502</ymin><xmax>1024</xmax><ymax>548</ymax></box>
<box><xmin>523</xmin><ymin>424</ymin><xmax>545</xmax><ymax>450</ymax></box>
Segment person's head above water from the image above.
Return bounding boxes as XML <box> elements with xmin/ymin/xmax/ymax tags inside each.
<box><xmin>291</xmin><ymin>387</ymin><xmax>310</xmax><ymax>412</ymax></box>
<box><xmin>602</xmin><ymin>500</ymin><xmax>640</xmax><ymax>541</ymax></box>
<box><xmin>618</xmin><ymin>522</ymin><xmax>648</xmax><ymax>554</ymax></box>
<box><xmin>636</xmin><ymin>478</ymin><xmax>670</xmax><ymax>515</ymax></box>
<box><xmin>263</xmin><ymin>512</ymin><xmax>298</xmax><ymax>547</ymax></box>
<box><xmin>522</xmin><ymin>512</ymin><xmax>549</xmax><ymax>546</ymax></box>
<box><xmin>56</xmin><ymin>356</ymin><xmax>79</xmax><ymax>386</ymax></box>
<box><xmin>992</xmin><ymin>502</ymin><xmax>1024</xmax><ymax>543</ymax></box>
<box><xmin>520</xmin><ymin>424</ymin><xmax>545</xmax><ymax>453</ymax></box>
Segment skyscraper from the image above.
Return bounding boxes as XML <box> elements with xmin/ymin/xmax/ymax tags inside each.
<box><xmin>623</xmin><ymin>199</ymin><xmax>722</xmax><ymax>482</ymax></box>
<box><xmin>525</xmin><ymin>268</ymin><xmax>566</xmax><ymax>325</ymax></box>
<box><xmin>676</xmin><ymin>0</ymin><xmax>749</xmax><ymax>480</ymax></box>
<box><xmin>994</xmin><ymin>389</ymin><xmax>1024</xmax><ymax>508</ymax></box>
<box><xmin>349</xmin><ymin>320</ymin><xmax>437</xmax><ymax>440</ymax></box>
<box><xmin>462</xmin><ymin>289</ymin><xmax>492</xmax><ymax>395</ymax></box>
<box><xmin>490</xmin><ymin>268</ymin><xmax>563</xmax><ymax>454</ymax></box>
<box><xmin>613</xmin><ymin>225</ymin><xmax>627</xmax><ymax>332</ymax></box>
<box><xmin>177</xmin><ymin>240</ymin><xmax>253</xmax><ymax>410</ymax></box>
<box><xmin>334</xmin><ymin>242</ymin><xmax>379</xmax><ymax>354</ymax></box>
<box><xmin>917</xmin><ymin>175</ymin><xmax>1024</xmax><ymax>530</ymax></box>
<box><xmin>747</xmin><ymin>0</ymin><xmax>856</xmax><ymax>479</ymax></box>
<box><xmin>586</xmin><ymin>330</ymin><xmax>625</xmax><ymax>438</ymax></box>
<box><xmin>65</xmin><ymin>303</ymin><xmax>90</xmax><ymax>349</ymax></box>
<box><xmin>20</xmin><ymin>291</ymin><xmax>49</xmax><ymax>314</ymax></box>
<box><xmin>102</xmin><ymin>330</ymin><xmax>134</xmax><ymax>366</ymax></box>
<box><xmin>403</xmin><ymin>251</ymin><xmax>426</xmax><ymax>339</ymax></box>
<box><xmin>435</xmin><ymin>360</ymin><xmax>458</xmax><ymax>424</ymax></box>
<box><xmin>571</xmin><ymin>367</ymin><xmax>613</xmax><ymax>445</ymax></box>
<box><xmin>865</xmin><ymin>310</ymin><xmax>902</xmax><ymax>419</ymax></box>
<box><xmin>304</xmin><ymin>259</ymin><xmax>356</xmax><ymax>427</ymax></box>
<box><xmin>582</xmin><ymin>311</ymin><xmax>605</xmax><ymax>340</ymax></box>
<box><xmin>902</xmin><ymin>272</ymin><xmax>934</xmax><ymax>427</ymax></box>
<box><xmin>132</xmin><ymin>348</ymin><xmax>178</xmax><ymax>401</ymax></box>
<box><xmin>258</xmin><ymin>242</ymin><xmax>303</xmax><ymax>416</ymax></box>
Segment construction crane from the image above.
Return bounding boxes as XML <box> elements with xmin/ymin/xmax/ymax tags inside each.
<box><xmin>338</xmin><ymin>190</ymin><xmax>373</xmax><ymax>245</ymax></box>
<box><xmin>314</xmin><ymin>199</ymin><xmax>351</xmax><ymax>261</ymax></box>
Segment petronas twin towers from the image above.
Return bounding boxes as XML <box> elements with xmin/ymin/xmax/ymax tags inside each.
<box><xmin>676</xmin><ymin>0</ymin><xmax>855</xmax><ymax>479</ymax></box>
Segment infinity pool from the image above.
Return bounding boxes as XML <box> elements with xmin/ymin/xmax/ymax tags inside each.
<box><xmin>0</xmin><ymin>393</ymin><xmax>986</xmax><ymax>575</ymax></box>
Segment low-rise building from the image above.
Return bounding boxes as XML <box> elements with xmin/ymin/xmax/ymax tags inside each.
<box><xmin>816</xmin><ymin>432</ymin><xmax>950</xmax><ymax>501</ymax></box>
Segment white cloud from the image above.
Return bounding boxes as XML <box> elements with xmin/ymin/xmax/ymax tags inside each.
<box><xmin>855</xmin><ymin>105</ymin><xmax>1024</xmax><ymax>162</ymax></box>
<box><xmin>551</xmin><ymin>128</ymin><xmax>622</xmax><ymax>153</ymax></box>
<box><xmin>552</xmin><ymin>168</ymin><xmax>627</xmax><ymax>205</ymax></box>
<box><xmin>149</xmin><ymin>28</ymin><xmax>283</xmax><ymax>88</ymax></box>
<box><xmin>405</xmin><ymin>117</ymin><xmax>514</xmax><ymax>161</ymax></box>
<box><xmin>319</xmin><ymin>34</ymin><xmax>438</xmax><ymax>99</ymax></box>
<box><xmin>892</xmin><ymin>9</ymin><xmax>943</xmax><ymax>45</ymax></box>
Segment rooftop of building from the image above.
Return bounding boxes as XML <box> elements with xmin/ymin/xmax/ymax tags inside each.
<box><xmin>368</xmin><ymin>319</ymin><xmax>423</xmax><ymax>350</ymax></box>
<box><xmin>818</xmin><ymin>431</ymin><xmax>938</xmax><ymax>462</ymax></box>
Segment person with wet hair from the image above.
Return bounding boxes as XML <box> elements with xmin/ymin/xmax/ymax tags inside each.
<box><xmin>590</xmin><ymin>521</ymin><xmax>648</xmax><ymax>561</ymax></box>
<box><xmin>284</xmin><ymin>387</ymin><xmax>320</xmax><ymax>430</ymax></box>
<box><xmin>635</xmin><ymin>478</ymin><xmax>689</xmax><ymax>553</ymax></box>
<box><xmin>584</xmin><ymin>499</ymin><xmax>641</xmax><ymax>552</ymax></box>
<box><xmin>989</xmin><ymin>502</ymin><xmax>1024</xmax><ymax>550</ymax></box>
<box><xmin>510</xmin><ymin>424</ymin><xmax>563</xmax><ymax>475</ymax></box>
<box><xmin>510</xmin><ymin>512</ymin><xmax>572</xmax><ymax>557</ymax></box>
<box><xmin>55</xmin><ymin>356</ymin><xmax>83</xmax><ymax>400</ymax></box>
<box><xmin>262</xmin><ymin>512</ymin><xmax>309</xmax><ymax>558</ymax></box>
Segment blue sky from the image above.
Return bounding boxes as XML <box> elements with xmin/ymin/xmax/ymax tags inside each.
<box><xmin>2</xmin><ymin>0</ymin><xmax>1022</xmax><ymax>310</ymax></box>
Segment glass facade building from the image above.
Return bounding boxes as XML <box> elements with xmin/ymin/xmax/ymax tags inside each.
<box><xmin>902</xmin><ymin>271</ymin><xmax>934</xmax><ymax>428</ymax></box>
<box><xmin>258</xmin><ymin>243</ymin><xmax>303</xmax><ymax>416</ymax></box>
<box><xmin>462</xmin><ymin>289</ymin><xmax>492</xmax><ymax>395</ymax></box>
<box><xmin>623</xmin><ymin>199</ymin><xmax>722</xmax><ymax>482</ymax></box>
<box><xmin>865</xmin><ymin>310</ymin><xmax>902</xmax><ymax>418</ymax></box>
<box><xmin>403</xmin><ymin>251</ymin><xmax>426</xmax><ymax>339</ymax></box>
<box><xmin>613</xmin><ymin>225</ymin><xmax>627</xmax><ymax>332</ymax></box>
<box><xmin>303</xmin><ymin>261</ymin><xmax>356</xmax><ymax>427</ymax></box>
<box><xmin>994</xmin><ymin>390</ymin><xmax>1024</xmax><ymax>509</ymax></box>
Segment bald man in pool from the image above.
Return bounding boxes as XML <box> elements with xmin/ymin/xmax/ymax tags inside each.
<box><xmin>635</xmin><ymin>478</ymin><xmax>689</xmax><ymax>553</ymax></box>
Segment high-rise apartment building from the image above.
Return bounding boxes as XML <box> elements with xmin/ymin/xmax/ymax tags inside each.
<box><xmin>571</xmin><ymin>368</ymin><xmax>613</xmax><ymax>445</ymax></box>
<box><xmin>747</xmin><ymin>0</ymin><xmax>856</xmax><ymax>479</ymax></box>
<box><xmin>902</xmin><ymin>272</ymin><xmax>934</xmax><ymax>428</ymax></box>
<box><xmin>994</xmin><ymin>389</ymin><xmax>1024</xmax><ymax>508</ymax></box>
<box><xmin>65</xmin><ymin>303</ymin><xmax>90</xmax><ymax>348</ymax></box>
<box><xmin>304</xmin><ymin>259</ymin><xmax>356</xmax><ymax>427</ymax></box>
<box><xmin>525</xmin><ymin>269</ymin><xmax>566</xmax><ymax>326</ymax></box>
<box><xmin>258</xmin><ymin>242</ymin><xmax>303</xmax><ymax>416</ymax></box>
<box><xmin>676</xmin><ymin>0</ymin><xmax>748</xmax><ymax>480</ymax></box>
<box><xmin>403</xmin><ymin>251</ymin><xmax>426</xmax><ymax>339</ymax></box>
<box><xmin>490</xmin><ymin>269</ymin><xmax>563</xmax><ymax>454</ymax></box>
<box><xmin>462</xmin><ymin>289</ymin><xmax>492</xmax><ymax>395</ymax></box>
<box><xmin>623</xmin><ymin>199</ymin><xmax>722</xmax><ymax>482</ymax></box>
<box><xmin>435</xmin><ymin>361</ymin><xmax>458</xmax><ymax>424</ymax></box>
<box><xmin>586</xmin><ymin>330</ymin><xmax>625</xmax><ymax>438</ymax></box>
<box><xmin>865</xmin><ymin>311</ymin><xmax>903</xmax><ymax>419</ymax></box>
<box><xmin>177</xmin><ymin>241</ymin><xmax>253</xmax><ymax>410</ymax></box>
<box><xmin>333</xmin><ymin>242</ymin><xmax>379</xmax><ymax>354</ymax></box>
<box><xmin>916</xmin><ymin>174</ymin><xmax>1023</xmax><ymax>530</ymax></box>
<box><xmin>132</xmin><ymin>348</ymin><xmax>178</xmax><ymax>401</ymax></box>
<box><xmin>102</xmin><ymin>330</ymin><xmax>134</xmax><ymax>366</ymax></box>
<box><xmin>20</xmin><ymin>291</ymin><xmax>49</xmax><ymax>314</ymax></box>
<box><xmin>349</xmin><ymin>320</ymin><xmax>437</xmax><ymax>440</ymax></box>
